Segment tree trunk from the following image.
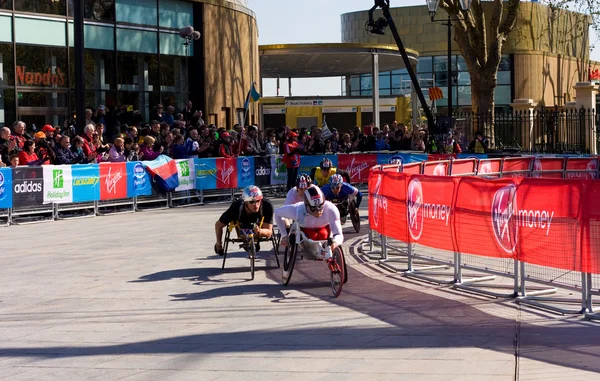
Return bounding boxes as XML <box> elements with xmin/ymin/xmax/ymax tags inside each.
<box><xmin>470</xmin><ymin>70</ymin><xmax>497</xmax><ymax>147</ymax></box>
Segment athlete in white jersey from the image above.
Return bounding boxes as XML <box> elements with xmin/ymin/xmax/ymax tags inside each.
<box><xmin>284</xmin><ymin>173</ymin><xmax>312</xmax><ymax>205</ymax></box>
<box><xmin>275</xmin><ymin>185</ymin><xmax>344</xmax><ymax>252</ymax></box>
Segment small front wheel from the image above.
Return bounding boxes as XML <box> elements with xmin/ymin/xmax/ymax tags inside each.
<box><xmin>282</xmin><ymin>236</ymin><xmax>297</xmax><ymax>286</ymax></box>
<box><xmin>249</xmin><ymin>236</ymin><xmax>256</xmax><ymax>281</ymax></box>
<box><xmin>330</xmin><ymin>247</ymin><xmax>345</xmax><ymax>297</ymax></box>
<box><xmin>350</xmin><ymin>203</ymin><xmax>361</xmax><ymax>233</ymax></box>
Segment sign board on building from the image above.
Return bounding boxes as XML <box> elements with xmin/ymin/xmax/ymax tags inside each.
<box><xmin>263</xmin><ymin>108</ymin><xmax>286</xmax><ymax>114</ymax></box>
<box><xmin>361</xmin><ymin>106</ymin><xmax>396</xmax><ymax>112</ymax></box>
<box><xmin>16</xmin><ymin>66</ymin><xmax>66</xmax><ymax>87</ymax></box>
<box><xmin>322</xmin><ymin>107</ymin><xmax>357</xmax><ymax>113</ymax></box>
<box><xmin>285</xmin><ymin>100</ymin><xmax>323</xmax><ymax>106</ymax></box>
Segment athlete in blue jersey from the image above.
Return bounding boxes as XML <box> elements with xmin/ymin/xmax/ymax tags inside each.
<box><xmin>321</xmin><ymin>174</ymin><xmax>362</xmax><ymax>224</ymax></box>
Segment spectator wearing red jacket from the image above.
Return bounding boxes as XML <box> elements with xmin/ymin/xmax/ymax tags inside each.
<box><xmin>219</xmin><ymin>132</ymin><xmax>236</xmax><ymax>158</ymax></box>
<box><xmin>18</xmin><ymin>139</ymin><xmax>39</xmax><ymax>165</ymax></box>
<box><xmin>283</xmin><ymin>131</ymin><xmax>300</xmax><ymax>191</ymax></box>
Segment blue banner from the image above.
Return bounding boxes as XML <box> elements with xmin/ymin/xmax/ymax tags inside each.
<box><xmin>376</xmin><ymin>153</ymin><xmax>428</xmax><ymax>165</ymax></box>
<box><xmin>72</xmin><ymin>164</ymin><xmax>100</xmax><ymax>203</ymax></box>
<box><xmin>127</xmin><ymin>162</ymin><xmax>152</xmax><ymax>197</ymax></box>
<box><xmin>298</xmin><ymin>155</ymin><xmax>338</xmax><ymax>175</ymax></box>
<box><xmin>195</xmin><ymin>158</ymin><xmax>217</xmax><ymax>190</ymax></box>
<box><xmin>457</xmin><ymin>154</ymin><xmax>488</xmax><ymax>159</ymax></box>
<box><xmin>237</xmin><ymin>156</ymin><xmax>255</xmax><ymax>188</ymax></box>
<box><xmin>0</xmin><ymin>167</ymin><xmax>13</xmax><ymax>209</ymax></box>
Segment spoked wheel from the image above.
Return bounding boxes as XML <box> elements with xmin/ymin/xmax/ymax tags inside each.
<box><xmin>221</xmin><ymin>229</ymin><xmax>231</xmax><ymax>269</ymax></box>
<box><xmin>350</xmin><ymin>203</ymin><xmax>361</xmax><ymax>233</ymax></box>
<box><xmin>272</xmin><ymin>236</ymin><xmax>281</xmax><ymax>268</ymax></box>
<box><xmin>330</xmin><ymin>247</ymin><xmax>346</xmax><ymax>297</ymax></box>
<box><xmin>249</xmin><ymin>236</ymin><xmax>256</xmax><ymax>280</ymax></box>
<box><xmin>282</xmin><ymin>235</ymin><xmax>297</xmax><ymax>286</ymax></box>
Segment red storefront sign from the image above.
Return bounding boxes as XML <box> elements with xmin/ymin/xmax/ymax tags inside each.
<box><xmin>16</xmin><ymin>66</ymin><xmax>66</xmax><ymax>86</ymax></box>
<box><xmin>100</xmin><ymin>162</ymin><xmax>128</xmax><ymax>200</ymax></box>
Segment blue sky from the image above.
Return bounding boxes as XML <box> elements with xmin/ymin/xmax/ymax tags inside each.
<box><xmin>251</xmin><ymin>0</ymin><xmax>599</xmax><ymax>97</ymax></box>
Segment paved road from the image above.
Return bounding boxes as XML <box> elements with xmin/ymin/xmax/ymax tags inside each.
<box><xmin>0</xmin><ymin>199</ymin><xmax>599</xmax><ymax>380</ymax></box>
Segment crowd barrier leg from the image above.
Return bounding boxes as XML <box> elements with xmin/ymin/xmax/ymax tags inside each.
<box><xmin>516</xmin><ymin>262</ymin><xmax>587</xmax><ymax>315</ymax></box>
<box><xmin>359</xmin><ymin>229</ymin><xmax>384</xmax><ymax>259</ymax></box>
<box><xmin>451</xmin><ymin>253</ymin><xmax>516</xmax><ymax>299</ymax></box>
<box><xmin>585</xmin><ymin>274</ymin><xmax>599</xmax><ymax>321</ymax></box>
<box><xmin>403</xmin><ymin>243</ymin><xmax>453</xmax><ymax>285</ymax></box>
<box><xmin>0</xmin><ymin>208</ymin><xmax>10</xmax><ymax>227</ymax></box>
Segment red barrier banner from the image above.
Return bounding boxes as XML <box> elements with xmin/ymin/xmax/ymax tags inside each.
<box><xmin>450</xmin><ymin>159</ymin><xmax>477</xmax><ymax>176</ymax></box>
<box><xmin>339</xmin><ymin>154</ymin><xmax>378</xmax><ymax>183</ymax></box>
<box><xmin>100</xmin><ymin>162</ymin><xmax>127</xmax><ymax>200</ymax></box>
<box><xmin>402</xmin><ymin>163</ymin><xmax>421</xmax><ymax>174</ymax></box>
<box><xmin>454</xmin><ymin>177</ymin><xmax>517</xmax><ymax>258</ymax></box>
<box><xmin>428</xmin><ymin>154</ymin><xmax>456</xmax><ymax>161</ymax></box>
<box><xmin>515</xmin><ymin>178</ymin><xmax>583</xmax><ymax>271</ymax></box>
<box><xmin>381</xmin><ymin>172</ymin><xmax>408</xmax><ymax>241</ymax></box>
<box><xmin>423</xmin><ymin>161</ymin><xmax>449</xmax><ymax>176</ymax></box>
<box><xmin>368</xmin><ymin>169</ymin><xmax>385</xmax><ymax>231</ymax></box>
<box><xmin>581</xmin><ymin>181</ymin><xmax>600</xmax><ymax>274</ymax></box>
<box><xmin>406</xmin><ymin>175</ymin><xmax>457</xmax><ymax>251</ymax></box>
<box><xmin>216</xmin><ymin>158</ymin><xmax>238</xmax><ymax>189</ymax></box>
<box><xmin>532</xmin><ymin>157</ymin><xmax>565</xmax><ymax>179</ymax></box>
<box><xmin>565</xmin><ymin>158</ymin><xmax>598</xmax><ymax>179</ymax></box>
<box><xmin>478</xmin><ymin>159</ymin><xmax>502</xmax><ymax>176</ymax></box>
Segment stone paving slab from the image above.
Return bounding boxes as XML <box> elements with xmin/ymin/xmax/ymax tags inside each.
<box><xmin>0</xmin><ymin>200</ymin><xmax>599</xmax><ymax>380</ymax></box>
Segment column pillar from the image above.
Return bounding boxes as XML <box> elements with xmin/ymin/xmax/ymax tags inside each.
<box><xmin>510</xmin><ymin>99</ymin><xmax>537</xmax><ymax>151</ymax></box>
<box><xmin>574</xmin><ymin>82</ymin><xmax>599</xmax><ymax>154</ymax></box>
<box><xmin>372</xmin><ymin>52</ymin><xmax>380</xmax><ymax>128</ymax></box>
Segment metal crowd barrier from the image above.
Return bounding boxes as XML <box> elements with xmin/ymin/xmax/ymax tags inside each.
<box><xmin>361</xmin><ymin>156</ymin><xmax>600</xmax><ymax>316</ymax></box>
<box><xmin>0</xmin><ymin>208</ymin><xmax>10</xmax><ymax>226</ymax></box>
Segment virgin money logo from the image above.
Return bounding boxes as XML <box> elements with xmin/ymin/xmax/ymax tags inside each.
<box><xmin>587</xmin><ymin>160</ymin><xmax>597</xmax><ymax>171</ymax></box>
<box><xmin>347</xmin><ymin>157</ymin><xmax>368</xmax><ymax>180</ymax></box>
<box><xmin>407</xmin><ymin>179</ymin><xmax>424</xmax><ymax>240</ymax></box>
<box><xmin>433</xmin><ymin>163</ymin><xmax>446</xmax><ymax>176</ymax></box>
<box><xmin>221</xmin><ymin>161</ymin><xmax>234</xmax><ymax>184</ymax></box>
<box><xmin>371</xmin><ymin>174</ymin><xmax>383</xmax><ymax>228</ymax></box>
<box><xmin>491</xmin><ymin>185</ymin><xmax>518</xmax><ymax>253</ymax></box>
<box><xmin>105</xmin><ymin>167</ymin><xmax>123</xmax><ymax>194</ymax></box>
<box><xmin>479</xmin><ymin>161</ymin><xmax>492</xmax><ymax>175</ymax></box>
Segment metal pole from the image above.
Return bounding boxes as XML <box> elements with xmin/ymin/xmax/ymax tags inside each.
<box><xmin>447</xmin><ymin>14</ymin><xmax>453</xmax><ymax>123</ymax></box>
<box><xmin>288</xmin><ymin>78</ymin><xmax>292</xmax><ymax>97</ymax></box>
<box><xmin>73</xmin><ymin>0</ymin><xmax>86</xmax><ymax>134</ymax></box>
<box><xmin>380</xmin><ymin>3</ymin><xmax>436</xmax><ymax>132</ymax></box>
<box><xmin>372</xmin><ymin>52</ymin><xmax>380</xmax><ymax>128</ymax></box>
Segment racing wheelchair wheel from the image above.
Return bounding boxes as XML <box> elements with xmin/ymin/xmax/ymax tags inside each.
<box><xmin>330</xmin><ymin>246</ymin><xmax>346</xmax><ymax>297</ymax></box>
<box><xmin>221</xmin><ymin>228</ymin><xmax>231</xmax><ymax>269</ymax></box>
<box><xmin>249</xmin><ymin>235</ymin><xmax>256</xmax><ymax>281</ymax></box>
<box><xmin>349</xmin><ymin>202</ymin><xmax>361</xmax><ymax>233</ymax></box>
<box><xmin>282</xmin><ymin>235</ymin><xmax>297</xmax><ymax>286</ymax></box>
<box><xmin>271</xmin><ymin>234</ymin><xmax>281</xmax><ymax>268</ymax></box>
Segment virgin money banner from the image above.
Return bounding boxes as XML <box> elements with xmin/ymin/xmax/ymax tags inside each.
<box><xmin>339</xmin><ymin>154</ymin><xmax>378</xmax><ymax>183</ymax></box>
<box><xmin>270</xmin><ymin>155</ymin><xmax>287</xmax><ymax>185</ymax></box>
<box><xmin>299</xmin><ymin>155</ymin><xmax>338</xmax><ymax>175</ymax></box>
<box><xmin>175</xmin><ymin>159</ymin><xmax>196</xmax><ymax>191</ymax></box>
<box><xmin>565</xmin><ymin>158</ymin><xmax>598</xmax><ymax>179</ymax></box>
<box><xmin>216</xmin><ymin>158</ymin><xmax>238</xmax><ymax>189</ymax></box>
<box><xmin>72</xmin><ymin>164</ymin><xmax>100</xmax><ymax>203</ymax></box>
<box><xmin>380</xmin><ymin>171</ymin><xmax>408</xmax><ymax>241</ymax></box>
<box><xmin>100</xmin><ymin>162</ymin><xmax>128</xmax><ymax>200</ymax></box>
<box><xmin>254</xmin><ymin>156</ymin><xmax>271</xmax><ymax>187</ymax></box>
<box><xmin>236</xmin><ymin>157</ymin><xmax>254</xmax><ymax>189</ymax></box>
<box><xmin>368</xmin><ymin>169</ymin><xmax>384</xmax><ymax>231</ymax></box>
<box><xmin>0</xmin><ymin>167</ymin><xmax>12</xmax><ymax>208</ymax></box>
<box><xmin>582</xmin><ymin>181</ymin><xmax>600</xmax><ymax>274</ymax></box>
<box><xmin>12</xmin><ymin>167</ymin><xmax>43</xmax><ymax>207</ymax></box>
<box><xmin>43</xmin><ymin>165</ymin><xmax>73</xmax><ymax>204</ymax></box>
<box><xmin>515</xmin><ymin>178</ymin><xmax>583</xmax><ymax>271</ymax></box>
<box><xmin>532</xmin><ymin>157</ymin><xmax>565</xmax><ymax>179</ymax></box>
<box><xmin>195</xmin><ymin>158</ymin><xmax>217</xmax><ymax>190</ymax></box>
<box><xmin>126</xmin><ymin>162</ymin><xmax>152</xmax><ymax>197</ymax></box>
<box><xmin>454</xmin><ymin>177</ymin><xmax>517</xmax><ymax>258</ymax></box>
<box><xmin>405</xmin><ymin>175</ymin><xmax>457</xmax><ymax>251</ymax></box>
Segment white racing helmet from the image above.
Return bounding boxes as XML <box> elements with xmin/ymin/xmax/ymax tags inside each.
<box><xmin>303</xmin><ymin>185</ymin><xmax>326</xmax><ymax>214</ymax></box>
<box><xmin>241</xmin><ymin>185</ymin><xmax>263</xmax><ymax>202</ymax></box>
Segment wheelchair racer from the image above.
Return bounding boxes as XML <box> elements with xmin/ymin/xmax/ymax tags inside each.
<box><xmin>274</xmin><ymin>185</ymin><xmax>343</xmax><ymax>260</ymax></box>
<box><xmin>284</xmin><ymin>173</ymin><xmax>313</xmax><ymax>205</ymax></box>
<box><xmin>214</xmin><ymin>185</ymin><xmax>274</xmax><ymax>255</ymax></box>
<box><xmin>310</xmin><ymin>158</ymin><xmax>351</xmax><ymax>187</ymax></box>
<box><xmin>321</xmin><ymin>174</ymin><xmax>362</xmax><ymax>224</ymax></box>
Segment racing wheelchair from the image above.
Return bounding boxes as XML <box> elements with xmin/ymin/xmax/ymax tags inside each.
<box><xmin>281</xmin><ymin>221</ymin><xmax>349</xmax><ymax>297</ymax></box>
<box><xmin>331</xmin><ymin>198</ymin><xmax>361</xmax><ymax>234</ymax></box>
<box><xmin>221</xmin><ymin>219</ymin><xmax>280</xmax><ymax>280</ymax></box>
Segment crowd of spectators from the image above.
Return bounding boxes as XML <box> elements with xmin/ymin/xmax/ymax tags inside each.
<box><xmin>1</xmin><ymin>101</ymin><xmax>481</xmax><ymax>167</ymax></box>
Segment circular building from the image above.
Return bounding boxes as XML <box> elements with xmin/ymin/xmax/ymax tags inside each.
<box><xmin>0</xmin><ymin>0</ymin><xmax>259</xmax><ymax>129</ymax></box>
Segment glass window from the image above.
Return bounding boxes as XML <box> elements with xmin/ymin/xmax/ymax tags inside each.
<box><xmin>360</xmin><ymin>75</ymin><xmax>372</xmax><ymax>93</ymax></box>
<box><xmin>417</xmin><ymin>56</ymin><xmax>432</xmax><ymax>73</ymax></box>
<box><xmin>457</xmin><ymin>56</ymin><xmax>467</xmax><ymax>72</ymax></box>
<box><xmin>378</xmin><ymin>73</ymin><xmax>390</xmax><ymax>90</ymax></box>
<box><xmin>18</xmin><ymin>91</ymin><xmax>68</xmax><ymax>107</ymax></box>
<box><xmin>350</xmin><ymin>76</ymin><xmax>359</xmax><ymax>92</ymax></box>
<box><xmin>499</xmin><ymin>55</ymin><xmax>511</xmax><ymax>71</ymax></box>
<box><xmin>495</xmin><ymin>85</ymin><xmax>511</xmax><ymax>105</ymax></box>
<box><xmin>391</xmin><ymin>68</ymin><xmax>408</xmax><ymax>75</ymax></box>
<box><xmin>497</xmin><ymin>71</ymin><xmax>511</xmax><ymax>85</ymax></box>
<box><xmin>15</xmin><ymin>0</ymin><xmax>65</xmax><ymax>15</ymax></box>
<box><xmin>117</xmin><ymin>28</ymin><xmax>157</xmax><ymax>54</ymax></box>
<box><xmin>0</xmin><ymin>43</ymin><xmax>15</xmax><ymax>87</ymax></box>
<box><xmin>160</xmin><ymin>32</ymin><xmax>189</xmax><ymax>56</ymax></box>
<box><xmin>160</xmin><ymin>55</ymin><xmax>188</xmax><ymax>101</ymax></box>
<box><xmin>418</xmin><ymin>73</ymin><xmax>433</xmax><ymax>88</ymax></box>
<box><xmin>67</xmin><ymin>24</ymin><xmax>115</xmax><ymax>50</ymax></box>
<box><xmin>457</xmin><ymin>85</ymin><xmax>471</xmax><ymax>106</ymax></box>
<box><xmin>15</xmin><ymin>45</ymin><xmax>68</xmax><ymax>88</ymax></box>
<box><xmin>456</xmin><ymin>71</ymin><xmax>470</xmax><ymax>87</ymax></box>
<box><xmin>117</xmin><ymin>52</ymin><xmax>159</xmax><ymax>90</ymax></box>
<box><xmin>379</xmin><ymin>88</ymin><xmax>391</xmax><ymax>96</ymax></box>
<box><xmin>159</xmin><ymin>0</ymin><xmax>193</xmax><ymax>29</ymax></box>
<box><xmin>15</xmin><ymin>17</ymin><xmax>67</xmax><ymax>47</ymax></box>
<box><xmin>433</xmin><ymin>55</ymin><xmax>457</xmax><ymax>72</ymax></box>
<box><xmin>0</xmin><ymin>15</ymin><xmax>11</xmax><ymax>43</ymax></box>
<box><xmin>434</xmin><ymin>87</ymin><xmax>457</xmax><ymax>107</ymax></box>
<box><xmin>69</xmin><ymin>49</ymin><xmax>116</xmax><ymax>91</ymax></box>
<box><xmin>350</xmin><ymin>90</ymin><xmax>360</xmax><ymax>97</ymax></box>
<box><xmin>85</xmin><ymin>0</ymin><xmax>115</xmax><ymax>21</ymax></box>
<box><xmin>0</xmin><ymin>0</ymin><xmax>11</xmax><ymax>10</ymax></box>
<box><xmin>0</xmin><ymin>88</ymin><xmax>16</xmax><ymax>128</ymax></box>
<box><xmin>116</xmin><ymin>0</ymin><xmax>157</xmax><ymax>26</ymax></box>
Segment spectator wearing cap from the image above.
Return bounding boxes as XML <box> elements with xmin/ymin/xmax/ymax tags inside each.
<box><xmin>282</xmin><ymin>131</ymin><xmax>300</xmax><ymax>191</ymax></box>
<box><xmin>218</xmin><ymin>132</ymin><xmax>236</xmax><ymax>158</ymax></box>
<box><xmin>42</xmin><ymin>124</ymin><xmax>57</xmax><ymax>150</ymax></box>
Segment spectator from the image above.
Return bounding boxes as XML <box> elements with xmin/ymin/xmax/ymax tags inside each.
<box><xmin>185</xmin><ymin>129</ymin><xmax>201</xmax><ymax>158</ymax></box>
<box><xmin>8</xmin><ymin>154</ymin><xmax>19</xmax><ymax>168</ymax></box>
<box><xmin>374</xmin><ymin>132</ymin><xmax>390</xmax><ymax>151</ymax></box>
<box><xmin>107</xmin><ymin>138</ymin><xmax>126</xmax><ymax>162</ymax></box>
<box><xmin>140</xmin><ymin>136</ymin><xmax>162</xmax><ymax>160</ymax></box>
<box><xmin>282</xmin><ymin>132</ymin><xmax>300</xmax><ymax>191</ymax></box>
<box><xmin>84</xmin><ymin>108</ymin><xmax>94</xmax><ymax>126</ymax></box>
<box><xmin>340</xmin><ymin>133</ymin><xmax>353</xmax><ymax>153</ymax></box>
<box><xmin>468</xmin><ymin>131</ymin><xmax>489</xmax><ymax>154</ymax></box>
<box><xmin>329</xmin><ymin>130</ymin><xmax>340</xmax><ymax>153</ymax></box>
<box><xmin>218</xmin><ymin>132</ymin><xmax>236</xmax><ymax>158</ymax></box>
<box><xmin>240</xmin><ymin>125</ymin><xmax>263</xmax><ymax>156</ymax></box>
<box><xmin>42</xmin><ymin>125</ymin><xmax>56</xmax><ymax>151</ymax></box>
<box><xmin>18</xmin><ymin>139</ymin><xmax>39</xmax><ymax>165</ymax></box>
<box><xmin>70</xmin><ymin>136</ymin><xmax>89</xmax><ymax>163</ymax></box>
<box><xmin>34</xmin><ymin>132</ymin><xmax>54</xmax><ymax>165</ymax></box>
<box><xmin>0</xmin><ymin>127</ymin><xmax>18</xmax><ymax>166</ymax></box>
<box><xmin>12</xmin><ymin>121</ymin><xmax>30</xmax><ymax>149</ymax></box>
<box><xmin>127</xmin><ymin>126</ymin><xmax>138</xmax><ymax>141</ymax></box>
<box><xmin>151</xmin><ymin>105</ymin><xmax>163</xmax><ymax>122</ymax></box>
<box><xmin>81</xmin><ymin>124</ymin><xmax>97</xmax><ymax>160</ymax></box>
<box><xmin>149</xmin><ymin>120</ymin><xmax>165</xmax><ymax>151</ymax></box>
<box><xmin>172</xmin><ymin>135</ymin><xmax>187</xmax><ymax>159</ymax></box>
<box><xmin>162</xmin><ymin>106</ymin><xmax>175</xmax><ymax>125</ymax></box>
<box><xmin>123</xmin><ymin>137</ymin><xmax>140</xmax><ymax>162</ymax></box>
<box><xmin>55</xmin><ymin>135</ymin><xmax>84</xmax><ymax>165</ymax></box>
<box><xmin>181</xmin><ymin>100</ymin><xmax>194</xmax><ymax>124</ymax></box>
<box><xmin>265</xmin><ymin>133</ymin><xmax>279</xmax><ymax>155</ymax></box>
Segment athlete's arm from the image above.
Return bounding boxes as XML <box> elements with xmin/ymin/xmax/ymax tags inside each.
<box><xmin>342</xmin><ymin>183</ymin><xmax>362</xmax><ymax>206</ymax></box>
<box><xmin>274</xmin><ymin>204</ymin><xmax>300</xmax><ymax>238</ymax></box>
<box><xmin>284</xmin><ymin>188</ymin><xmax>297</xmax><ymax>205</ymax></box>
<box><xmin>328</xmin><ymin>204</ymin><xmax>344</xmax><ymax>247</ymax></box>
<box><xmin>215</xmin><ymin>202</ymin><xmax>238</xmax><ymax>247</ymax></box>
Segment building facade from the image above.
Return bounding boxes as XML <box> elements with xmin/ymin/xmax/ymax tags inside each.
<box><xmin>341</xmin><ymin>2</ymin><xmax>591</xmax><ymax>112</ymax></box>
<box><xmin>0</xmin><ymin>0</ymin><xmax>259</xmax><ymax>129</ymax></box>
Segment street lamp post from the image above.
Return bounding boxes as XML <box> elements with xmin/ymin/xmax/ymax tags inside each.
<box><xmin>426</xmin><ymin>0</ymin><xmax>472</xmax><ymax>129</ymax></box>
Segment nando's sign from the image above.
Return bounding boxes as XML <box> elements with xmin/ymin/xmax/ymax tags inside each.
<box><xmin>16</xmin><ymin>66</ymin><xmax>66</xmax><ymax>87</ymax></box>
